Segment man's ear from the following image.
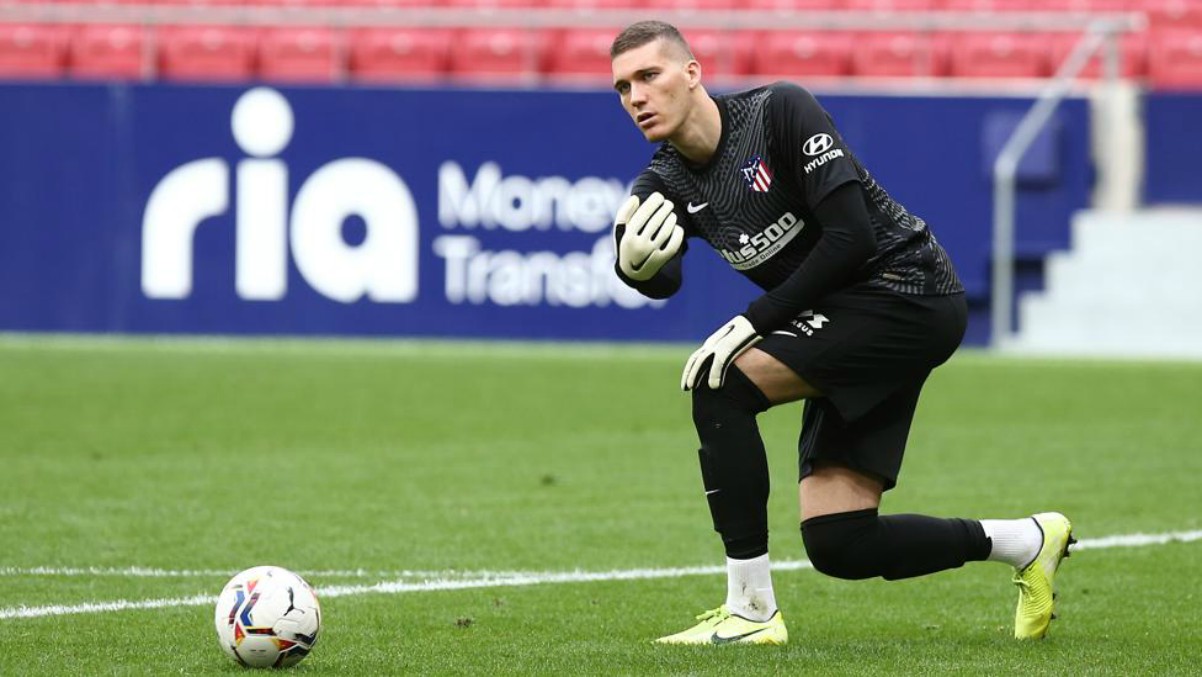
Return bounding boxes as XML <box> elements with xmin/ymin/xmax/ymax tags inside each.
<box><xmin>686</xmin><ymin>59</ymin><xmax>702</xmax><ymax>89</ymax></box>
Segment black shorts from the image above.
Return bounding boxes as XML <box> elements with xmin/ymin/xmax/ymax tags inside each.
<box><xmin>754</xmin><ymin>283</ymin><xmax>967</xmax><ymax>491</ymax></box>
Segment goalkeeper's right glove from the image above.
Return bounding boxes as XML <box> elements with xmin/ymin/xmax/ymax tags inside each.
<box><xmin>613</xmin><ymin>192</ymin><xmax>685</xmax><ymax>281</ymax></box>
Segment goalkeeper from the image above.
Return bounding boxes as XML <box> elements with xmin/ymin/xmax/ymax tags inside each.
<box><xmin>609</xmin><ymin>20</ymin><xmax>1074</xmax><ymax>645</ymax></box>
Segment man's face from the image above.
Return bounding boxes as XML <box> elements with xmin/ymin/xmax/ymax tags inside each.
<box><xmin>612</xmin><ymin>39</ymin><xmax>695</xmax><ymax>143</ymax></box>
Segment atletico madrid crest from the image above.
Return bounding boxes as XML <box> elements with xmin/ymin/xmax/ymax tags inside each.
<box><xmin>740</xmin><ymin>155</ymin><xmax>773</xmax><ymax>192</ymax></box>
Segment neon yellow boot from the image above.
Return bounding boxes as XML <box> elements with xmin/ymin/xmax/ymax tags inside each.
<box><xmin>1013</xmin><ymin>512</ymin><xmax>1076</xmax><ymax>640</ymax></box>
<box><xmin>655</xmin><ymin>606</ymin><xmax>787</xmax><ymax>646</ymax></box>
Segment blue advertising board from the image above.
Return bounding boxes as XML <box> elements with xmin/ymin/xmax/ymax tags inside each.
<box><xmin>0</xmin><ymin>82</ymin><xmax>1092</xmax><ymax>343</ymax></box>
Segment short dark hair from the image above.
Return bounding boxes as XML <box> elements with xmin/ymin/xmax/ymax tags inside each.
<box><xmin>610</xmin><ymin>20</ymin><xmax>694</xmax><ymax>61</ymax></box>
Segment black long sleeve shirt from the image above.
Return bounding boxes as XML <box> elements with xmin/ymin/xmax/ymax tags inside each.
<box><xmin>615</xmin><ymin>82</ymin><xmax>963</xmax><ymax>334</ymax></box>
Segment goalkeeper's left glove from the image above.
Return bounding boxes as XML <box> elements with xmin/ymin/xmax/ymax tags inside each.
<box><xmin>681</xmin><ymin>315</ymin><xmax>762</xmax><ymax>391</ymax></box>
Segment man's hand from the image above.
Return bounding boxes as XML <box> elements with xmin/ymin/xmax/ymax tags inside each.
<box><xmin>681</xmin><ymin>316</ymin><xmax>762</xmax><ymax>391</ymax></box>
<box><xmin>613</xmin><ymin>192</ymin><xmax>685</xmax><ymax>281</ymax></box>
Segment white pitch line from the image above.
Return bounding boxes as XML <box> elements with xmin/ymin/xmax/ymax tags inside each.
<box><xmin>0</xmin><ymin>566</ymin><xmax>476</xmax><ymax>579</ymax></box>
<box><xmin>2</xmin><ymin>529</ymin><xmax>1199</xmax><ymax>622</ymax></box>
<box><xmin>1070</xmin><ymin>529</ymin><xmax>1202</xmax><ymax>550</ymax></box>
<box><xmin>0</xmin><ymin>594</ymin><xmax>216</xmax><ymax>621</ymax></box>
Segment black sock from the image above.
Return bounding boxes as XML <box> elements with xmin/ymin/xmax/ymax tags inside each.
<box><xmin>692</xmin><ymin>367</ymin><xmax>772</xmax><ymax>559</ymax></box>
<box><xmin>801</xmin><ymin>508</ymin><xmax>991</xmax><ymax>580</ymax></box>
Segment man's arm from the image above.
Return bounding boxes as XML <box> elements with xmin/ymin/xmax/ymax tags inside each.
<box><xmin>741</xmin><ymin>82</ymin><xmax>874</xmax><ymax>333</ymax></box>
<box><xmin>743</xmin><ymin>182</ymin><xmax>876</xmax><ymax>333</ymax></box>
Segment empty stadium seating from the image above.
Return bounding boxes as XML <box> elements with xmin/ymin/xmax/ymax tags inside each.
<box><xmin>157</xmin><ymin>26</ymin><xmax>256</xmax><ymax>82</ymax></box>
<box><xmin>546</xmin><ymin>28</ymin><xmax>618</xmax><ymax>78</ymax></box>
<box><xmin>347</xmin><ymin>28</ymin><xmax>450</xmax><ymax>82</ymax></box>
<box><xmin>449</xmin><ymin>28</ymin><xmax>547</xmax><ymax>80</ymax></box>
<box><xmin>1049</xmin><ymin>29</ymin><xmax>1146</xmax><ymax>79</ymax></box>
<box><xmin>947</xmin><ymin>32</ymin><xmax>1049</xmax><ymax>79</ymax></box>
<box><xmin>0</xmin><ymin>0</ymin><xmax>1197</xmax><ymax>88</ymax></box>
<box><xmin>852</xmin><ymin>31</ymin><xmax>945</xmax><ymax>77</ymax></box>
<box><xmin>0</xmin><ymin>23</ymin><xmax>66</xmax><ymax>78</ymax></box>
<box><xmin>258</xmin><ymin>27</ymin><xmax>339</xmax><ymax>82</ymax></box>
<box><xmin>1147</xmin><ymin>29</ymin><xmax>1202</xmax><ymax>89</ymax></box>
<box><xmin>683</xmin><ymin>29</ymin><xmax>755</xmax><ymax>78</ymax></box>
<box><xmin>752</xmin><ymin>31</ymin><xmax>855</xmax><ymax>77</ymax></box>
<box><xmin>69</xmin><ymin>24</ymin><xmax>146</xmax><ymax>80</ymax></box>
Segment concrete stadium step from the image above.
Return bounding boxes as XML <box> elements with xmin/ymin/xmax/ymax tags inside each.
<box><xmin>1012</xmin><ymin>208</ymin><xmax>1202</xmax><ymax>359</ymax></box>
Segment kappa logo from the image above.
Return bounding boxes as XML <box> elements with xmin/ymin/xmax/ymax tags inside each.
<box><xmin>802</xmin><ymin>133</ymin><xmax>834</xmax><ymax>157</ymax></box>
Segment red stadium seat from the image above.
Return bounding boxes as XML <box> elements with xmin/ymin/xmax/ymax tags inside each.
<box><xmin>450</xmin><ymin>28</ymin><xmax>548</xmax><ymax>81</ymax></box>
<box><xmin>152</xmin><ymin>0</ymin><xmax>245</xmax><ymax>6</ymax></box>
<box><xmin>1148</xmin><ymin>0</ymin><xmax>1202</xmax><ymax>30</ymax></box>
<box><xmin>158</xmin><ymin>26</ymin><xmax>256</xmax><ymax>82</ymax></box>
<box><xmin>0</xmin><ymin>24</ymin><xmax>67</xmax><ymax>78</ymax></box>
<box><xmin>1147</xmin><ymin>29</ymin><xmax>1202</xmax><ymax>90</ymax></box>
<box><xmin>947</xmin><ymin>32</ymin><xmax>1050</xmax><ymax>78</ymax></box>
<box><xmin>337</xmin><ymin>0</ymin><xmax>445</xmax><ymax>7</ymax></box>
<box><xmin>682</xmin><ymin>29</ymin><xmax>755</xmax><ymax>77</ymax></box>
<box><xmin>1048</xmin><ymin>30</ymin><xmax>1146</xmax><ymax>79</ymax></box>
<box><xmin>249</xmin><ymin>0</ymin><xmax>340</xmax><ymax>7</ymax></box>
<box><xmin>751</xmin><ymin>31</ymin><xmax>854</xmax><ymax>78</ymax></box>
<box><xmin>747</xmin><ymin>0</ymin><xmax>843</xmax><ymax>9</ymax></box>
<box><xmin>1038</xmin><ymin>0</ymin><xmax>1132</xmax><ymax>11</ymax></box>
<box><xmin>852</xmin><ymin>31</ymin><xmax>945</xmax><ymax>77</ymax></box>
<box><xmin>650</xmin><ymin>0</ymin><xmax>743</xmax><ymax>9</ymax></box>
<box><xmin>545</xmin><ymin>28</ymin><xmax>615</xmax><ymax>80</ymax></box>
<box><xmin>544</xmin><ymin>0</ymin><xmax>640</xmax><ymax>7</ymax></box>
<box><xmin>259</xmin><ymin>27</ymin><xmax>340</xmax><ymax>83</ymax></box>
<box><xmin>69</xmin><ymin>24</ymin><xmax>146</xmax><ymax>80</ymax></box>
<box><xmin>347</xmin><ymin>29</ymin><xmax>450</xmax><ymax>82</ymax></box>
<box><xmin>443</xmin><ymin>0</ymin><xmax>543</xmax><ymax>6</ymax></box>
<box><xmin>938</xmin><ymin>0</ymin><xmax>1033</xmax><ymax>11</ymax></box>
<box><xmin>845</xmin><ymin>0</ymin><xmax>937</xmax><ymax>11</ymax></box>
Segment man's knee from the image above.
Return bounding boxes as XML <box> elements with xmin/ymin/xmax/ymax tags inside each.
<box><xmin>733</xmin><ymin>348</ymin><xmax>820</xmax><ymax>404</ymax></box>
<box><xmin>800</xmin><ymin>508</ymin><xmax>882</xmax><ymax>580</ymax></box>
<box><xmin>691</xmin><ymin>365</ymin><xmax>770</xmax><ymax>429</ymax></box>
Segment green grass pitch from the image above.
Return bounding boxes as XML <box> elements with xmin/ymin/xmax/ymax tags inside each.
<box><xmin>1</xmin><ymin>335</ymin><xmax>1199</xmax><ymax>674</ymax></box>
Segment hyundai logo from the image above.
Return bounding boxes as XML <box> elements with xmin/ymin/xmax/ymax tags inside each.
<box><xmin>802</xmin><ymin>133</ymin><xmax>834</xmax><ymax>157</ymax></box>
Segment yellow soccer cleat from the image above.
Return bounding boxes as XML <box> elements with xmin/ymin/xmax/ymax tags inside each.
<box><xmin>1013</xmin><ymin>512</ymin><xmax>1076</xmax><ymax>640</ymax></box>
<box><xmin>654</xmin><ymin>606</ymin><xmax>787</xmax><ymax>646</ymax></box>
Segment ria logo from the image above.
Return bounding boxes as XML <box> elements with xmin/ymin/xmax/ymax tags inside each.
<box><xmin>141</xmin><ymin>87</ymin><xmax>419</xmax><ymax>303</ymax></box>
<box><xmin>802</xmin><ymin>133</ymin><xmax>834</xmax><ymax>157</ymax></box>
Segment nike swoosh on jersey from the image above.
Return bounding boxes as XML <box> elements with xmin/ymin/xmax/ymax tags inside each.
<box><xmin>710</xmin><ymin>627</ymin><xmax>770</xmax><ymax>644</ymax></box>
<box><xmin>687</xmin><ymin>202</ymin><xmax>708</xmax><ymax>214</ymax></box>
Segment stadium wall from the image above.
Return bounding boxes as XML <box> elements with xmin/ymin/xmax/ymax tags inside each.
<box><xmin>1143</xmin><ymin>92</ymin><xmax>1202</xmax><ymax>206</ymax></box>
<box><xmin>0</xmin><ymin>82</ymin><xmax>1094</xmax><ymax>344</ymax></box>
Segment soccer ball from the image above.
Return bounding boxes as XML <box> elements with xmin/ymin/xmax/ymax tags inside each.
<box><xmin>214</xmin><ymin>566</ymin><xmax>322</xmax><ymax>668</ymax></box>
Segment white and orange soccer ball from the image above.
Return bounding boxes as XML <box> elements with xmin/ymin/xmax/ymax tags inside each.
<box><xmin>214</xmin><ymin>566</ymin><xmax>322</xmax><ymax>669</ymax></box>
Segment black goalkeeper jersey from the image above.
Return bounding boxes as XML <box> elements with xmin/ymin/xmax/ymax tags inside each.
<box><xmin>621</xmin><ymin>82</ymin><xmax>962</xmax><ymax>324</ymax></box>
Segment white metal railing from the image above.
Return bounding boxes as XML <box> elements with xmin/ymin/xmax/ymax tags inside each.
<box><xmin>990</xmin><ymin>15</ymin><xmax>1141</xmax><ymax>349</ymax></box>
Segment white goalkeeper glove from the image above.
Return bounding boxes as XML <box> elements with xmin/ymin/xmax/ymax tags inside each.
<box><xmin>681</xmin><ymin>315</ymin><xmax>762</xmax><ymax>391</ymax></box>
<box><xmin>613</xmin><ymin>191</ymin><xmax>685</xmax><ymax>281</ymax></box>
